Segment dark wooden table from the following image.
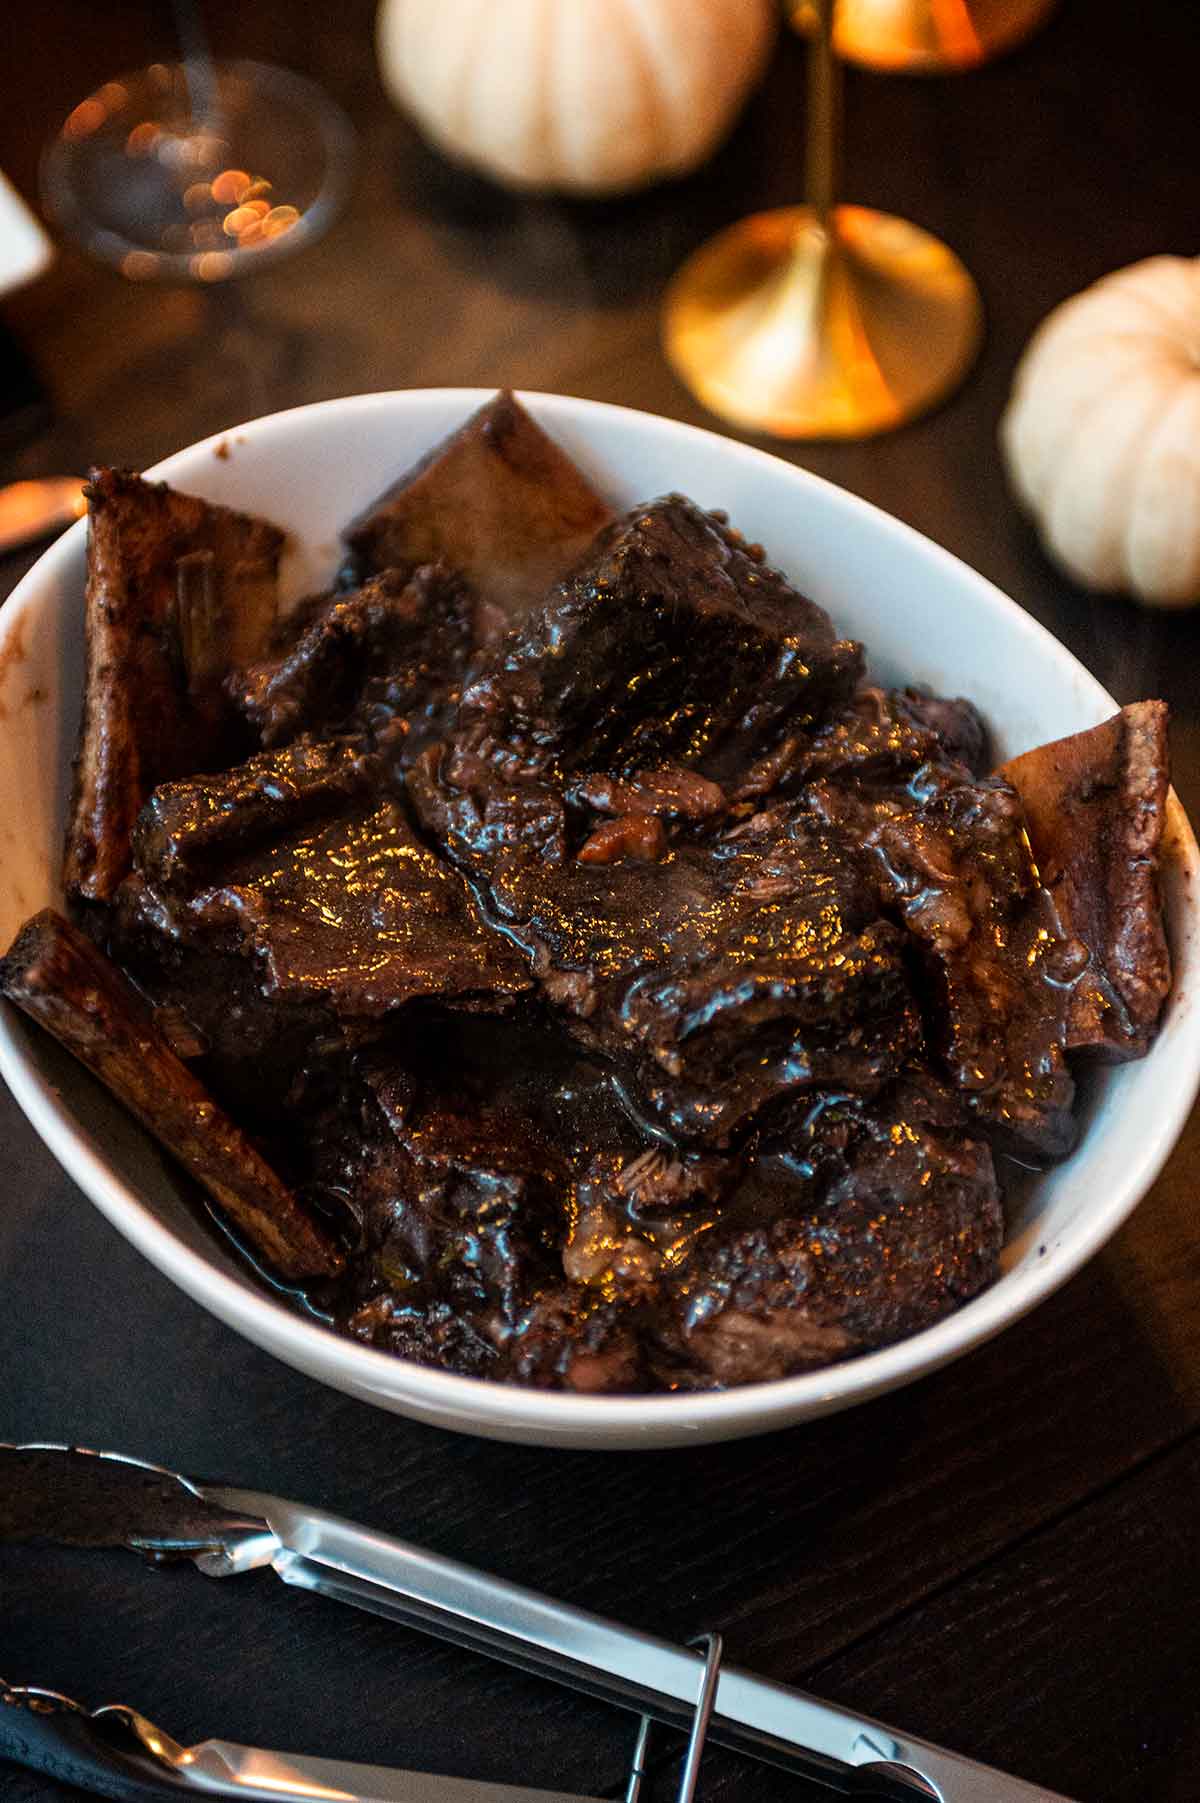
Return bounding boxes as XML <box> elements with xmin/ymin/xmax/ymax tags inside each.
<box><xmin>2</xmin><ymin>4</ymin><xmax>1199</xmax><ymax>1799</ymax></box>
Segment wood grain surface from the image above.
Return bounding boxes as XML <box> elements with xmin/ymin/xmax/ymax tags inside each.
<box><xmin>2</xmin><ymin>4</ymin><xmax>1199</xmax><ymax>1799</ymax></box>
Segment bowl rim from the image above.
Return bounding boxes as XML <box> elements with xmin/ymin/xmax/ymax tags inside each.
<box><xmin>3</xmin><ymin>384</ymin><xmax>1198</xmax><ymax>1441</ymax></box>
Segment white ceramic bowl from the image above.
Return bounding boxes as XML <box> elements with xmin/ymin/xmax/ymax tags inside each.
<box><xmin>2</xmin><ymin>390</ymin><xmax>1198</xmax><ymax>1449</ymax></box>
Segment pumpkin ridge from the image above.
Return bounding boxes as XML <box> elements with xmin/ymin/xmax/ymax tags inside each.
<box><xmin>530</xmin><ymin>0</ymin><xmax>556</xmax><ymax>188</ymax></box>
<box><xmin>400</xmin><ymin>0</ymin><xmax>475</xmax><ymax>149</ymax></box>
<box><xmin>617</xmin><ymin>0</ymin><xmax>692</xmax><ymax>173</ymax></box>
<box><xmin>1041</xmin><ymin>367</ymin><xmax>1179</xmax><ymax>587</ymax></box>
<box><xmin>1005</xmin><ymin>354</ymin><xmax>1164</xmax><ymax>509</ymax></box>
<box><xmin>1091</xmin><ymin>271</ymin><xmax>1200</xmax><ymax>345</ymax></box>
<box><xmin>1123</xmin><ymin>380</ymin><xmax>1200</xmax><ymax>603</ymax></box>
<box><xmin>1028</xmin><ymin>284</ymin><xmax>1192</xmax><ymax>368</ymax></box>
<box><xmin>447</xmin><ymin>0</ymin><xmax>493</xmax><ymax>161</ymax></box>
<box><xmin>606</xmin><ymin>0</ymin><xmax>666</xmax><ymax>188</ymax></box>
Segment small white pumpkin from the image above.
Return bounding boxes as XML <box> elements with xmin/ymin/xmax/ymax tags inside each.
<box><xmin>1000</xmin><ymin>255</ymin><xmax>1200</xmax><ymax>608</ymax></box>
<box><xmin>376</xmin><ymin>0</ymin><xmax>778</xmax><ymax>197</ymax></box>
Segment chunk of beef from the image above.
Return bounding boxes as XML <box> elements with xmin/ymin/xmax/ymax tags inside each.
<box><xmin>146</xmin><ymin>795</ymin><xmax>530</xmax><ymax>1022</ymax></box>
<box><xmin>111</xmin><ymin>874</ymin><xmax>342</xmax><ymax>1114</ymax></box>
<box><xmin>330</xmin><ymin>1015</ymin><xmax>632</xmax><ymax>1375</ymax></box>
<box><xmin>493</xmin><ymin>1074</ymin><xmax>998</xmax><ymax>1393</ymax></box>
<box><xmin>900</xmin><ymin>689</ymin><xmax>989</xmax><ymax>773</ymax></box>
<box><xmin>111</xmin><ymin>734</ymin><xmax>531</xmax><ymax>1122</ymax></box>
<box><xmin>505</xmin><ymin>1290</ymin><xmax>649</xmax><ymax>1393</ymax></box>
<box><xmin>65</xmin><ymin>469</ymin><xmax>284</xmax><ymax>904</ymax></box>
<box><xmin>731</xmin><ymin>685</ymin><xmax>987</xmax><ymax>803</ymax></box>
<box><xmin>457</xmin><ymin>495</ymin><xmax>863</xmax><ymax>779</ymax></box>
<box><xmin>304</xmin><ymin>1010</ymin><xmax>734</xmax><ymax>1389</ymax></box>
<box><xmin>347</xmin><ymin>1095</ymin><xmax>562</xmax><ymax>1332</ymax></box>
<box><xmin>414</xmin><ymin>754</ymin><xmax>920</xmax><ymax>1145</ymax></box>
<box><xmin>559</xmin><ymin>1148</ymin><xmax>734</xmax><ymax>1296</ymax></box>
<box><xmin>810</xmin><ymin>763</ymin><xmax>1077</xmax><ymax>1161</ymax></box>
<box><xmin>0</xmin><ymin>910</ymin><xmax>342</xmax><ymax>1280</ymax></box>
<box><xmin>113</xmin><ymin>738</ymin><xmax>387</xmax><ymax>1107</ymax></box>
<box><xmin>133</xmin><ymin>737</ymin><xmax>381</xmax><ymax>892</ymax></box>
<box><xmin>410</xmin><ymin>740</ymin><xmax>568</xmax><ymax>872</ymax></box>
<box><xmin>1000</xmin><ymin>702</ymin><xmax>1171</xmax><ymax>1061</ymax></box>
<box><xmin>227</xmin><ymin>564</ymin><xmax>474</xmax><ymax>765</ymax></box>
<box><xmin>666</xmin><ymin>1079</ymin><xmax>1002</xmax><ymax>1387</ymax></box>
<box><xmin>343</xmin><ymin>390</ymin><xmax>614</xmax><ymax>639</ymax></box>
<box><xmin>613</xmin><ymin>807</ymin><xmax>922</xmax><ymax>1143</ymax></box>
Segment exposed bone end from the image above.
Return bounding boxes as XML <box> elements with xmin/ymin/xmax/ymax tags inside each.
<box><xmin>343</xmin><ymin>390</ymin><xmax>614</xmax><ymax>635</ymax></box>
<box><xmin>1</xmin><ymin>909</ymin><xmax>343</xmax><ymax>1280</ymax></box>
<box><xmin>64</xmin><ymin>470</ymin><xmax>286</xmax><ymax>906</ymax></box>
<box><xmin>1001</xmin><ymin>701</ymin><xmax>1171</xmax><ymax>1061</ymax></box>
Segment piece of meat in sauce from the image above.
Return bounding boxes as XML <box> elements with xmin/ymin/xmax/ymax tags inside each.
<box><xmin>407</xmin><ymin>492</ymin><xmax>872</xmax><ymax>879</ymax></box>
<box><xmin>509</xmin><ymin>1141</ymin><xmax>735</xmax><ymax>1393</ymax></box>
<box><xmin>413</xmin><ymin>753</ymin><xmax>920</xmax><ymax>1146</ymax></box>
<box><xmin>455</xmin><ymin>494</ymin><xmax>863</xmax><ymax>781</ymax></box>
<box><xmin>329</xmin><ymin>1013</ymin><xmax>644</xmax><ymax>1381</ymax></box>
<box><xmin>808</xmin><ymin>754</ymin><xmax>1078</xmax><ymax>1163</ymax></box>
<box><xmin>1000</xmin><ymin>701</ymin><xmax>1171</xmax><ymax>1061</ymax></box>
<box><xmin>330</xmin><ymin>1083</ymin><xmax>565</xmax><ymax>1379</ymax></box>
<box><xmin>112</xmin><ymin>740</ymin><xmax>529</xmax><ymax>1123</ymax></box>
<box><xmin>659</xmin><ymin>1076</ymin><xmax>1002</xmax><ymax>1388</ymax></box>
<box><xmin>732</xmin><ymin>683</ymin><xmax>989</xmax><ymax>802</ymax></box>
<box><xmin>65</xmin><ymin>468</ymin><xmax>285</xmax><ymax>905</ymax></box>
<box><xmin>309</xmin><ymin>1008</ymin><xmax>733</xmax><ymax>1393</ymax></box>
<box><xmin>502</xmin><ymin>1073</ymin><xmax>1000</xmax><ymax>1393</ymax></box>
<box><xmin>113</xmin><ymin>739</ymin><xmax>380</xmax><ymax>1104</ymax></box>
<box><xmin>227</xmin><ymin>563</ymin><xmax>475</xmax><ymax>769</ymax></box>
<box><xmin>149</xmin><ymin>800</ymin><xmax>527</xmax><ymax>1021</ymax></box>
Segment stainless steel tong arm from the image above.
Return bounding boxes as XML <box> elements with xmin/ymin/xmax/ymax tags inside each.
<box><xmin>0</xmin><ymin>1675</ymin><xmax>605</xmax><ymax>1803</ymax></box>
<box><xmin>0</xmin><ymin>1446</ymin><xmax>1077</xmax><ymax>1803</ymax></box>
<box><xmin>200</xmin><ymin>1482</ymin><xmax>1072</xmax><ymax>1803</ymax></box>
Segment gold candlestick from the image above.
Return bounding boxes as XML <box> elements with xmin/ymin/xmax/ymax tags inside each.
<box><xmin>661</xmin><ymin>0</ymin><xmax>983</xmax><ymax>440</ymax></box>
<box><xmin>796</xmin><ymin>0</ymin><xmax>1058</xmax><ymax>74</ymax></box>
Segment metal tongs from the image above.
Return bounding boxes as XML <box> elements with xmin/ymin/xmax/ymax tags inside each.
<box><xmin>0</xmin><ymin>1445</ymin><xmax>1077</xmax><ymax>1803</ymax></box>
<box><xmin>0</xmin><ymin>1675</ymin><xmax>610</xmax><ymax>1803</ymax></box>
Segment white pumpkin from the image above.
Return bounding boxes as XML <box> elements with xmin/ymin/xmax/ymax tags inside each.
<box><xmin>1001</xmin><ymin>255</ymin><xmax>1200</xmax><ymax>608</ymax></box>
<box><xmin>376</xmin><ymin>0</ymin><xmax>777</xmax><ymax>197</ymax></box>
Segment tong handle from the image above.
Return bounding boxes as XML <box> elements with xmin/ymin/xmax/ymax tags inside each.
<box><xmin>0</xmin><ymin>1685</ymin><xmax>188</xmax><ymax>1802</ymax></box>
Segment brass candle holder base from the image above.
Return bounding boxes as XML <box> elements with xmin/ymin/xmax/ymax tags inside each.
<box><xmin>793</xmin><ymin>0</ymin><xmax>1058</xmax><ymax>72</ymax></box>
<box><xmin>663</xmin><ymin>204</ymin><xmax>983</xmax><ymax>441</ymax></box>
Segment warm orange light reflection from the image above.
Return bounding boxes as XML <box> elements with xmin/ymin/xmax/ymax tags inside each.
<box><xmin>262</xmin><ymin>205</ymin><xmax>299</xmax><ymax>240</ymax></box>
<box><xmin>125</xmin><ymin>120</ymin><xmax>162</xmax><ymax>155</ymax></box>
<box><xmin>211</xmin><ymin>168</ymin><xmax>251</xmax><ymax>204</ymax></box>
<box><xmin>193</xmin><ymin>250</ymin><xmax>235</xmax><ymax>281</ymax></box>
<box><xmin>64</xmin><ymin>97</ymin><xmax>106</xmax><ymax>139</ymax></box>
<box><xmin>223</xmin><ymin>200</ymin><xmax>268</xmax><ymax>237</ymax></box>
<box><xmin>930</xmin><ymin>0</ymin><xmax>985</xmax><ymax>58</ymax></box>
<box><xmin>121</xmin><ymin>250</ymin><xmax>160</xmax><ymax>280</ymax></box>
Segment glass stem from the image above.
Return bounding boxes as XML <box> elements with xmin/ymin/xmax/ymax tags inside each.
<box><xmin>805</xmin><ymin>0</ymin><xmax>841</xmax><ymax>230</ymax></box>
<box><xmin>172</xmin><ymin>0</ymin><xmax>221</xmax><ymax>138</ymax></box>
